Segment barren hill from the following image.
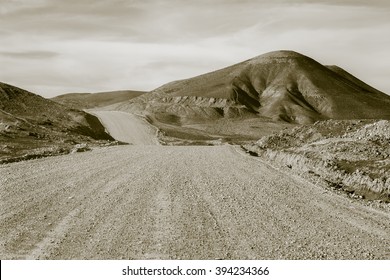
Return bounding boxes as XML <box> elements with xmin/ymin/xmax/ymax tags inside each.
<box><xmin>0</xmin><ymin>82</ymin><xmax>113</xmax><ymax>161</ymax></box>
<box><xmin>52</xmin><ymin>90</ymin><xmax>145</xmax><ymax>110</ymax></box>
<box><xmin>116</xmin><ymin>50</ymin><xmax>390</xmax><ymax>126</ymax></box>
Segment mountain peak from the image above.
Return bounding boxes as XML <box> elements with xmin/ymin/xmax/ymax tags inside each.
<box><xmin>246</xmin><ymin>50</ymin><xmax>317</xmax><ymax>67</ymax></box>
<box><xmin>256</xmin><ymin>50</ymin><xmax>307</xmax><ymax>59</ymax></box>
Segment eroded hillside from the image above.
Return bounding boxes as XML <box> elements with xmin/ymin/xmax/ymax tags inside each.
<box><xmin>244</xmin><ymin>119</ymin><xmax>390</xmax><ymax>202</ymax></box>
<box><xmin>115</xmin><ymin>51</ymin><xmax>390</xmax><ymax>123</ymax></box>
<box><xmin>0</xmin><ymin>82</ymin><xmax>114</xmax><ymax>162</ymax></box>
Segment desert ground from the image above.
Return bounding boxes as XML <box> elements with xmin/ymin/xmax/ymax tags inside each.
<box><xmin>2</xmin><ymin>51</ymin><xmax>390</xmax><ymax>260</ymax></box>
<box><xmin>1</xmin><ymin>111</ymin><xmax>389</xmax><ymax>260</ymax></box>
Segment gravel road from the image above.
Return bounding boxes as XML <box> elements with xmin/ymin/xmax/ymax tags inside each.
<box><xmin>89</xmin><ymin>110</ymin><xmax>159</xmax><ymax>145</ymax></box>
<box><xmin>0</xmin><ymin>111</ymin><xmax>389</xmax><ymax>259</ymax></box>
<box><xmin>1</xmin><ymin>145</ymin><xmax>389</xmax><ymax>259</ymax></box>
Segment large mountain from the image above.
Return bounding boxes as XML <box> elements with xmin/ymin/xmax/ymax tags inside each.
<box><xmin>115</xmin><ymin>50</ymin><xmax>390</xmax><ymax>125</ymax></box>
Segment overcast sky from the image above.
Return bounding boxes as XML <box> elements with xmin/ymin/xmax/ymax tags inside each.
<box><xmin>0</xmin><ymin>0</ymin><xmax>389</xmax><ymax>97</ymax></box>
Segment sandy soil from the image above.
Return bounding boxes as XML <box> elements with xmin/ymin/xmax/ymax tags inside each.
<box><xmin>89</xmin><ymin>110</ymin><xmax>160</xmax><ymax>145</ymax></box>
<box><xmin>1</xmin><ymin>144</ymin><xmax>389</xmax><ymax>259</ymax></box>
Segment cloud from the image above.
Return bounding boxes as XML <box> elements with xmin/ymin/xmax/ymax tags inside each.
<box><xmin>0</xmin><ymin>0</ymin><xmax>389</xmax><ymax>96</ymax></box>
<box><xmin>0</xmin><ymin>50</ymin><xmax>59</xmax><ymax>59</ymax></box>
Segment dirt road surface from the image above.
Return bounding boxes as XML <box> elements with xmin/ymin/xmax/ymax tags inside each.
<box><xmin>1</xmin><ymin>145</ymin><xmax>389</xmax><ymax>259</ymax></box>
<box><xmin>1</xmin><ymin>110</ymin><xmax>389</xmax><ymax>259</ymax></box>
<box><xmin>89</xmin><ymin>110</ymin><xmax>159</xmax><ymax>145</ymax></box>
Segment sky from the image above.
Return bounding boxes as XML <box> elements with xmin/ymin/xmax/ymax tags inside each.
<box><xmin>0</xmin><ymin>0</ymin><xmax>389</xmax><ymax>97</ymax></box>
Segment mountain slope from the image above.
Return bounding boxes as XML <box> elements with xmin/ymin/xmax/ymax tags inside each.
<box><xmin>117</xmin><ymin>50</ymin><xmax>390</xmax><ymax>125</ymax></box>
<box><xmin>52</xmin><ymin>90</ymin><xmax>145</xmax><ymax>109</ymax></box>
<box><xmin>0</xmin><ymin>82</ymin><xmax>113</xmax><ymax>161</ymax></box>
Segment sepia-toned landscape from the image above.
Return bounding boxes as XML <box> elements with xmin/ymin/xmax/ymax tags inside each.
<box><xmin>1</xmin><ymin>50</ymin><xmax>389</xmax><ymax>259</ymax></box>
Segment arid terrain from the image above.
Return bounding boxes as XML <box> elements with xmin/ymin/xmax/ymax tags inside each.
<box><xmin>1</xmin><ymin>50</ymin><xmax>390</xmax><ymax>260</ymax></box>
<box><xmin>0</xmin><ymin>82</ymin><xmax>115</xmax><ymax>163</ymax></box>
<box><xmin>244</xmin><ymin>119</ymin><xmax>390</xmax><ymax>202</ymax></box>
<box><xmin>106</xmin><ymin>50</ymin><xmax>390</xmax><ymax>143</ymax></box>
<box><xmin>1</xmin><ymin>112</ymin><xmax>389</xmax><ymax>259</ymax></box>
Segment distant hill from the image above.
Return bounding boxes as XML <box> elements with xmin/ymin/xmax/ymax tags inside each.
<box><xmin>52</xmin><ymin>90</ymin><xmax>145</xmax><ymax>109</ymax></box>
<box><xmin>114</xmin><ymin>50</ymin><xmax>390</xmax><ymax>125</ymax></box>
<box><xmin>0</xmin><ymin>82</ymin><xmax>113</xmax><ymax>161</ymax></box>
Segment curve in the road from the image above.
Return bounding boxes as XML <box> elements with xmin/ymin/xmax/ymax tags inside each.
<box><xmin>90</xmin><ymin>110</ymin><xmax>159</xmax><ymax>145</ymax></box>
